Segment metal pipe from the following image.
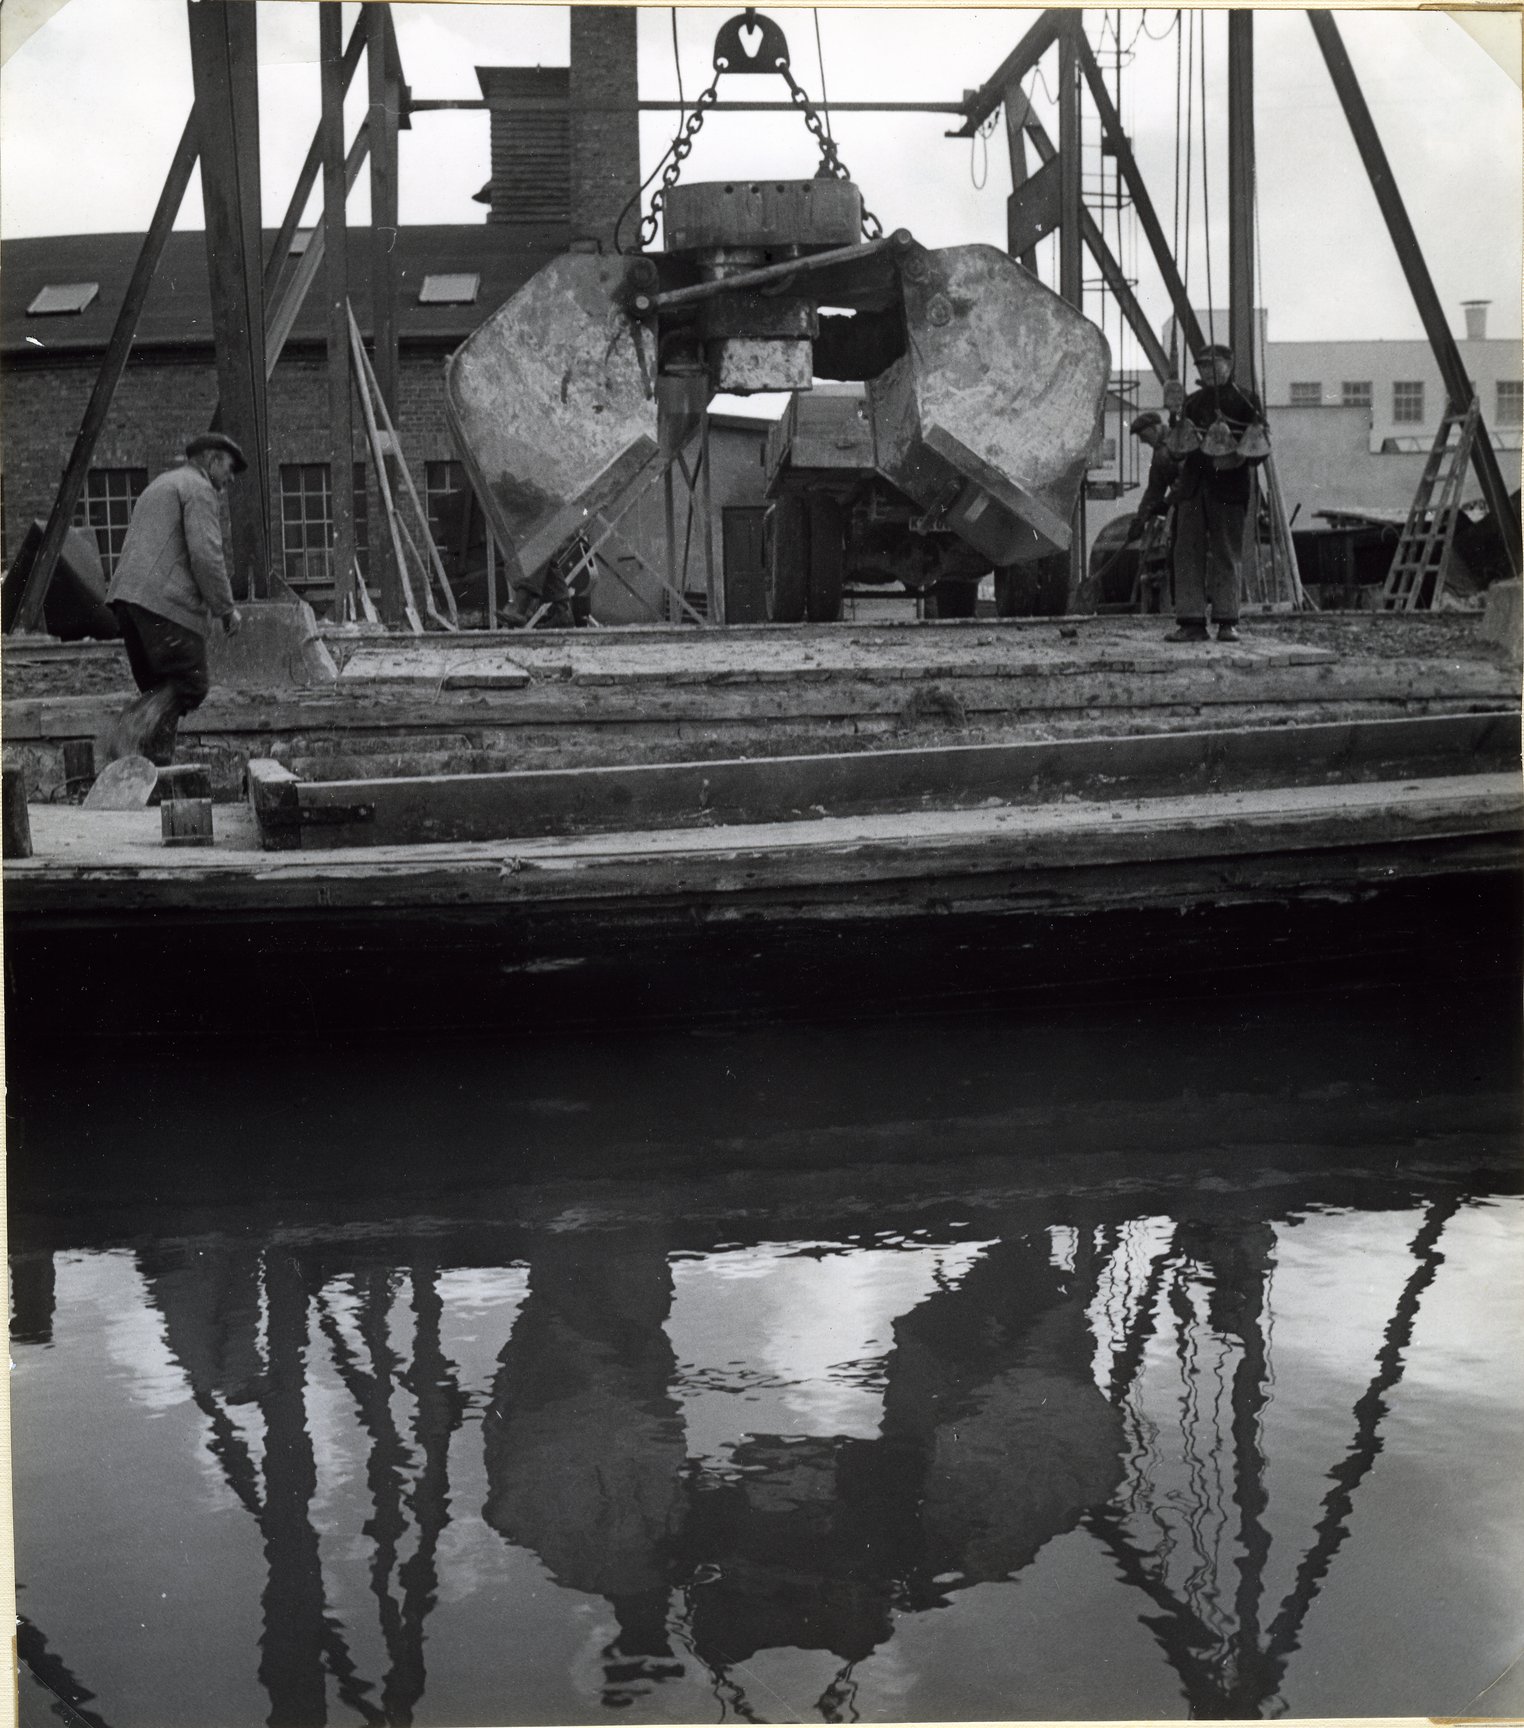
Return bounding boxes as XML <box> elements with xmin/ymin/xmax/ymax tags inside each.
<box><xmin>407</xmin><ymin>98</ymin><xmax>969</xmax><ymax>114</ymax></box>
<box><xmin>1228</xmin><ymin>13</ymin><xmax>1256</xmax><ymax>388</ymax></box>
<box><xmin>647</xmin><ymin>234</ymin><xmax>901</xmax><ymax>312</ymax></box>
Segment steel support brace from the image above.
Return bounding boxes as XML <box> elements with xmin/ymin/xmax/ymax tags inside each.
<box><xmin>1074</xmin><ymin>33</ymin><xmax>1205</xmax><ymax>370</ymax></box>
<box><xmin>1228</xmin><ymin>14</ymin><xmax>1257</xmax><ymax>387</ymax></box>
<box><xmin>952</xmin><ymin>8</ymin><xmax>1067</xmax><ymax>137</ymax></box>
<box><xmin>1058</xmin><ymin>19</ymin><xmax>1083</xmax><ymax>311</ymax></box>
<box><xmin>187</xmin><ymin>0</ymin><xmax>271</xmax><ymax>601</ymax></box>
<box><xmin>1308</xmin><ymin>11</ymin><xmax>1518</xmax><ymax>574</ymax></box>
<box><xmin>11</xmin><ymin>115</ymin><xmax>200</xmax><ymax>633</ymax></box>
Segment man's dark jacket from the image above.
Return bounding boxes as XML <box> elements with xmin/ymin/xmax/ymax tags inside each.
<box><xmin>1176</xmin><ymin>379</ymin><xmax>1266</xmax><ymax>507</ymax></box>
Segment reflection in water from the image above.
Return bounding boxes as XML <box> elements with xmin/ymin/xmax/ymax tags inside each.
<box><xmin>8</xmin><ymin>990</ymin><xmax>1523</xmax><ymax>1725</ymax></box>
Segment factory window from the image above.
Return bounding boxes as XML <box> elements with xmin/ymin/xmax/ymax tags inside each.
<box><xmin>27</xmin><ymin>282</ymin><xmax>99</xmax><ymax>316</ymax></box>
<box><xmin>71</xmin><ymin>467</ymin><xmax>148</xmax><ymax>575</ymax></box>
<box><xmin>1496</xmin><ymin>381</ymin><xmax>1523</xmax><ymax>426</ymax></box>
<box><xmin>425</xmin><ymin>459</ymin><xmax>468</xmax><ymax>549</ymax></box>
<box><xmin>1342</xmin><ymin>381</ymin><xmax>1373</xmax><ymax>409</ymax></box>
<box><xmin>290</xmin><ymin>230</ymin><xmax>313</xmax><ymax>255</ymax></box>
<box><xmin>1392</xmin><ymin>381</ymin><xmax>1425</xmax><ymax>424</ymax></box>
<box><xmin>418</xmin><ymin>273</ymin><xmax>480</xmax><ymax>307</ymax></box>
<box><xmin>1289</xmin><ymin>383</ymin><xmax>1323</xmax><ymax>406</ymax></box>
<box><xmin>279</xmin><ymin>463</ymin><xmax>371</xmax><ymax>589</ymax></box>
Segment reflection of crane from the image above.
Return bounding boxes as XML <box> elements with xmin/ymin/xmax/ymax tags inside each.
<box><xmin>1082</xmin><ymin>1194</ymin><xmax>1464</xmax><ymax>1718</ymax></box>
<box><xmin>85</xmin><ymin>1168</ymin><xmax>1482</xmax><ymax>1725</ymax></box>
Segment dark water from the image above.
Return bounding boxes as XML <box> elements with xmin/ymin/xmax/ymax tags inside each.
<box><xmin>8</xmin><ymin>985</ymin><xmax>1523</xmax><ymax>1726</ymax></box>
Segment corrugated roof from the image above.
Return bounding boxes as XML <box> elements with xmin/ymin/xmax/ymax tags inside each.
<box><xmin>1</xmin><ymin>225</ymin><xmax>569</xmax><ymax>359</ymax></box>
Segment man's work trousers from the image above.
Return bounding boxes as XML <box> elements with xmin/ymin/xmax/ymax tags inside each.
<box><xmin>1173</xmin><ymin>491</ymin><xmax>1248</xmax><ymax>625</ymax></box>
<box><xmin>109</xmin><ymin>600</ymin><xmax>211</xmax><ymax>765</ymax></box>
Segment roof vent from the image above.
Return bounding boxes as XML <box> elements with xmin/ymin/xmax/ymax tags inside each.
<box><xmin>418</xmin><ymin>273</ymin><xmax>480</xmax><ymax>306</ymax></box>
<box><xmin>27</xmin><ymin>282</ymin><xmax>99</xmax><ymax>316</ymax></box>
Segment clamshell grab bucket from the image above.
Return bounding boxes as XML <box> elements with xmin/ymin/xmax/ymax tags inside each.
<box><xmin>445</xmin><ymin>253</ymin><xmax>661</xmax><ymax>582</ymax></box>
<box><xmin>870</xmin><ymin>245</ymin><xmax>1111</xmax><ymax>565</ymax></box>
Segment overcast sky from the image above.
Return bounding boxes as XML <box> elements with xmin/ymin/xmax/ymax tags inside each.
<box><xmin>1</xmin><ymin>3</ymin><xmax>1519</xmax><ymax>352</ymax></box>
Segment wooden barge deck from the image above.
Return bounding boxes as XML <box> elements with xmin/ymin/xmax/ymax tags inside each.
<box><xmin>4</xmin><ymin>614</ymin><xmax>1519</xmax><ymax>1037</ymax></box>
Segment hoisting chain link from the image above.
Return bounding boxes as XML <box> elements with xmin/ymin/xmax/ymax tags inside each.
<box><xmin>637</xmin><ymin>26</ymin><xmax>883</xmax><ymax>246</ymax></box>
<box><xmin>638</xmin><ymin>77</ymin><xmax>722</xmax><ymax>251</ymax></box>
<box><xmin>774</xmin><ymin>61</ymin><xmax>883</xmax><ymax>240</ymax></box>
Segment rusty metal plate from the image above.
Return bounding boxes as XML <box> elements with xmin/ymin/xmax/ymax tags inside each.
<box><xmin>445</xmin><ymin>253</ymin><xmax>660</xmax><ymax>581</ymax></box>
<box><xmin>664</xmin><ymin>180</ymin><xmax>862</xmax><ymax>253</ymax></box>
<box><xmin>870</xmin><ymin>244</ymin><xmax>1110</xmax><ymax>562</ymax></box>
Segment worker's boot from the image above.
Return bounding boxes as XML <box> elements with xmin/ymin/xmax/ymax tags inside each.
<box><xmin>1165</xmin><ymin>619</ymin><xmax>1209</xmax><ymax>643</ymax></box>
<box><xmin>103</xmin><ymin>686</ymin><xmax>178</xmax><ymax>764</ymax></box>
<box><xmin>1216</xmin><ymin>622</ymin><xmax>1241</xmax><ymax>643</ymax></box>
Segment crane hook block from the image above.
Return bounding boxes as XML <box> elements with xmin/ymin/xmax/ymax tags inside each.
<box><xmin>712</xmin><ymin>11</ymin><xmax>791</xmax><ymax>75</ymax></box>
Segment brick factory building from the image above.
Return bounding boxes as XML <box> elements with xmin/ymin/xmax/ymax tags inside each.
<box><xmin>0</xmin><ymin>8</ymin><xmax>641</xmax><ymax>620</ymax></box>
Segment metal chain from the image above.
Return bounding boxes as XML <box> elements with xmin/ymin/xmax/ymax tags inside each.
<box><xmin>775</xmin><ymin>61</ymin><xmax>883</xmax><ymax>239</ymax></box>
<box><xmin>637</xmin><ymin>55</ymin><xmax>883</xmax><ymax>246</ymax></box>
<box><xmin>639</xmin><ymin>77</ymin><xmax>722</xmax><ymax>250</ymax></box>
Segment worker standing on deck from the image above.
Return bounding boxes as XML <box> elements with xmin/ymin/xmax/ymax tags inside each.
<box><xmin>1167</xmin><ymin>344</ymin><xmax>1268</xmax><ymax>645</ymax></box>
<box><xmin>1129</xmin><ymin>411</ymin><xmax>1179</xmax><ymax>614</ymax></box>
<box><xmin>103</xmin><ymin>434</ymin><xmax>245</xmax><ymax>765</ymax></box>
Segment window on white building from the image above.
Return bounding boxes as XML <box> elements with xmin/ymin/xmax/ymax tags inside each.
<box><xmin>418</xmin><ymin>273</ymin><xmax>480</xmax><ymax>306</ymax></box>
<box><xmin>1393</xmin><ymin>381</ymin><xmax>1425</xmax><ymax>424</ymax></box>
<box><xmin>72</xmin><ymin>467</ymin><xmax>148</xmax><ymax>575</ymax></box>
<box><xmin>1341</xmin><ymin>381</ymin><xmax>1373</xmax><ymax>409</ymax></box>
<box><xmin>1496</xmin><ymin>381</ymin><xmax>1523</xmax><ymax>427</ymax></box>
<box><xmin>1289</xmin><ymin>383</ymin><xmax>1323</xmax><ymax>407</ymax></box>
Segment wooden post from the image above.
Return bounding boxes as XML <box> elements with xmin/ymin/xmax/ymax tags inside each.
<box><xmin>1228</xmin><ymin>13</ymin><xmax>1257</xmax><ymax>390</ymax></box>
<box><xmin>10</xmin><ymin>114</ymin><xmax>200</xmax><ymax>634</ymax></box>
<box><xmin>1058</xmin><ymin>17</ymin><xmax>1085</xmax><ymax>602</ymax></box>
<box><xmin>2</xmin><ymin>766</ymin><xmax>33</xmax><ymax>859</ymax></box>
<box><xmin>368</xmin><ymin>4</ymin><xmax>404</xmax><ymax>624</ymax></box>
<box><xmin>486</xmin><ymin>530</ymin><xmax>498</xmax><ymax>630</ymax></box>
<box><xmin>321</xmin><ymin>4</ymin><xmax>356</xmax><ymax>622</ymax></box>
<box><xmin>186</xmin><ymin>0</ymin><xmax>270</xmax><ymax>601</ymax></box>
<box><xmin>260</xmin><ymin>9</ymin><xmax>368</xmax><ymax>306</ymax></box>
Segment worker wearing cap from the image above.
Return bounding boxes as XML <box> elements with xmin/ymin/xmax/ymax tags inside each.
<box><xmin>1168</xmin><ymin>343</ymin><xmax>1268</xmax><ymax>644</ymax></box>
<box><xmin>1129</xmin><ymin>411</ymin><xmax>1179</xmax><ymax>613</ymax></box>
<box><xmin>103</xmin><ymin>433</ymin><xmax>246</xmax><ymax>764</ymax></box>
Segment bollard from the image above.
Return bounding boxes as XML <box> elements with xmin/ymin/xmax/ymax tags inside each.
<box><xmin>161</xmin><ymin>797</ymin><xmax>214</xmax><ymax>848</ymax></box>
<box><xmin>3</xmin><ymin>764</ymin><xmax>34</xmax><ymax>859</ymax></box>
<box><xmin>153</xmin><ymin>763</ymin><xmax>213</xmax><ymax>805</ymax></box>
<box><xmin>61</xmin><ymin>739</ymin><xmax>95</xmax><ymax>797</ymax></box>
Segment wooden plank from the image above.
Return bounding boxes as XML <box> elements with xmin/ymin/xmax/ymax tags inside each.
<box><xmin>10</xmin><ymin>112</ymin><xmax>200</xmax><ymax>634</ymax></box>
<box><xmin>367</xmin><ymin>2</ymin><xmax>403</xmax><ymax>624</ymax></box>
<box><xmin>321</xmin><ymin>4</ymin><xmax>357</xmax><ymax>622</ymax></box>
<box><xmin>186</xmin><ymin>0</ymin><xmax>270</xmax><ymax>600</ymax></box>
<box><xmin>260</xmin><ymin>714</ymin><xmax>1521</xmax><ymax>850</ymax></box>
<box><xmin>2</xmin><ymin>766</ymin><xmax>33</xmax><ymax>859</ymax></box>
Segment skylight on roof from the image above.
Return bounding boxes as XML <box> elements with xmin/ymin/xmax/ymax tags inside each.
<box><xmin>28</xmin><ymin>282</ymin><xmax>99</xmax><ymax>316</ymax></box>
<box><xmin>418</xmin><ymin>273</ymin><xmax>480</xmax><ymax>307</ymax></box>
<box><xmin>290</xmin><ymin>230</ymin><xmax>313</xmax><ymax>255</ymax></box>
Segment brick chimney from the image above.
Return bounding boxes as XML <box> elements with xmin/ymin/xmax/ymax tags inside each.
<box><xmin>475</xmin><ymin>9</ymin><xmax>639</xmax><ymax>251</ymax></box>
<box><xmin>1462</xmin><ymin>299</ymin><xmax>1490</xmax><ymax>341</ymax></box>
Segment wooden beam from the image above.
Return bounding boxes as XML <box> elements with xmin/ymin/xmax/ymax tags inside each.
<box><xmin>186</xmin><ymin>0</ymin><xmax>270</xmax><ymax>601</ymax></box>
<box><xmin>1228</xmin><ymin>13</ymin><xmax>1257</xmax><ymax>387</ymax></box>
<box><xmin>1307</xmin><ymin>11</ymin><xmax>1518</xmax><ymax>576</ymax></box>
<box><xmin>367</xmin><ymin>2</ymin><xmax>403</xmax><ymax>623</ymax></box>
<box><xmin>320</xmin><ymin>3</ymin><xmax>356</xmax><ymax>621</ymax></box>
<box><xmin>265</xmin><ymin>122</ymin><xmax>370</xmax><ymax>375</ymax></box>
<box><xmin>1075</xmin><ymin>31</ymin><xmax>1206</xmax><ymax>370</ymax></box>
<box><xmin>261</xmin><ymin>8</ymin><xmax>369</xmax><ymax>307</ymax></box>
<box><xmin>11</xmin><ymin>114</ymin><xmax>199</xmax><ymax>634</ymax></box>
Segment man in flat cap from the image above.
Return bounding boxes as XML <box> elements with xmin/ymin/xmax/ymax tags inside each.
<box><xmin>103</xmin><ymin>433</ymin><xmax>246</xmax><ymax>764</ymax></box>
<box><xmin>1167</xmin><ymin>343</ymin><xmax>1268</xmax><ymax>644</ymax></box>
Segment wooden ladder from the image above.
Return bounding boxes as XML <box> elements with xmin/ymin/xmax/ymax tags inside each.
<box><xmin>1379</xmin><ymin>398</ymin><xmax>1479</xmax><ymax>611</ymax></box>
